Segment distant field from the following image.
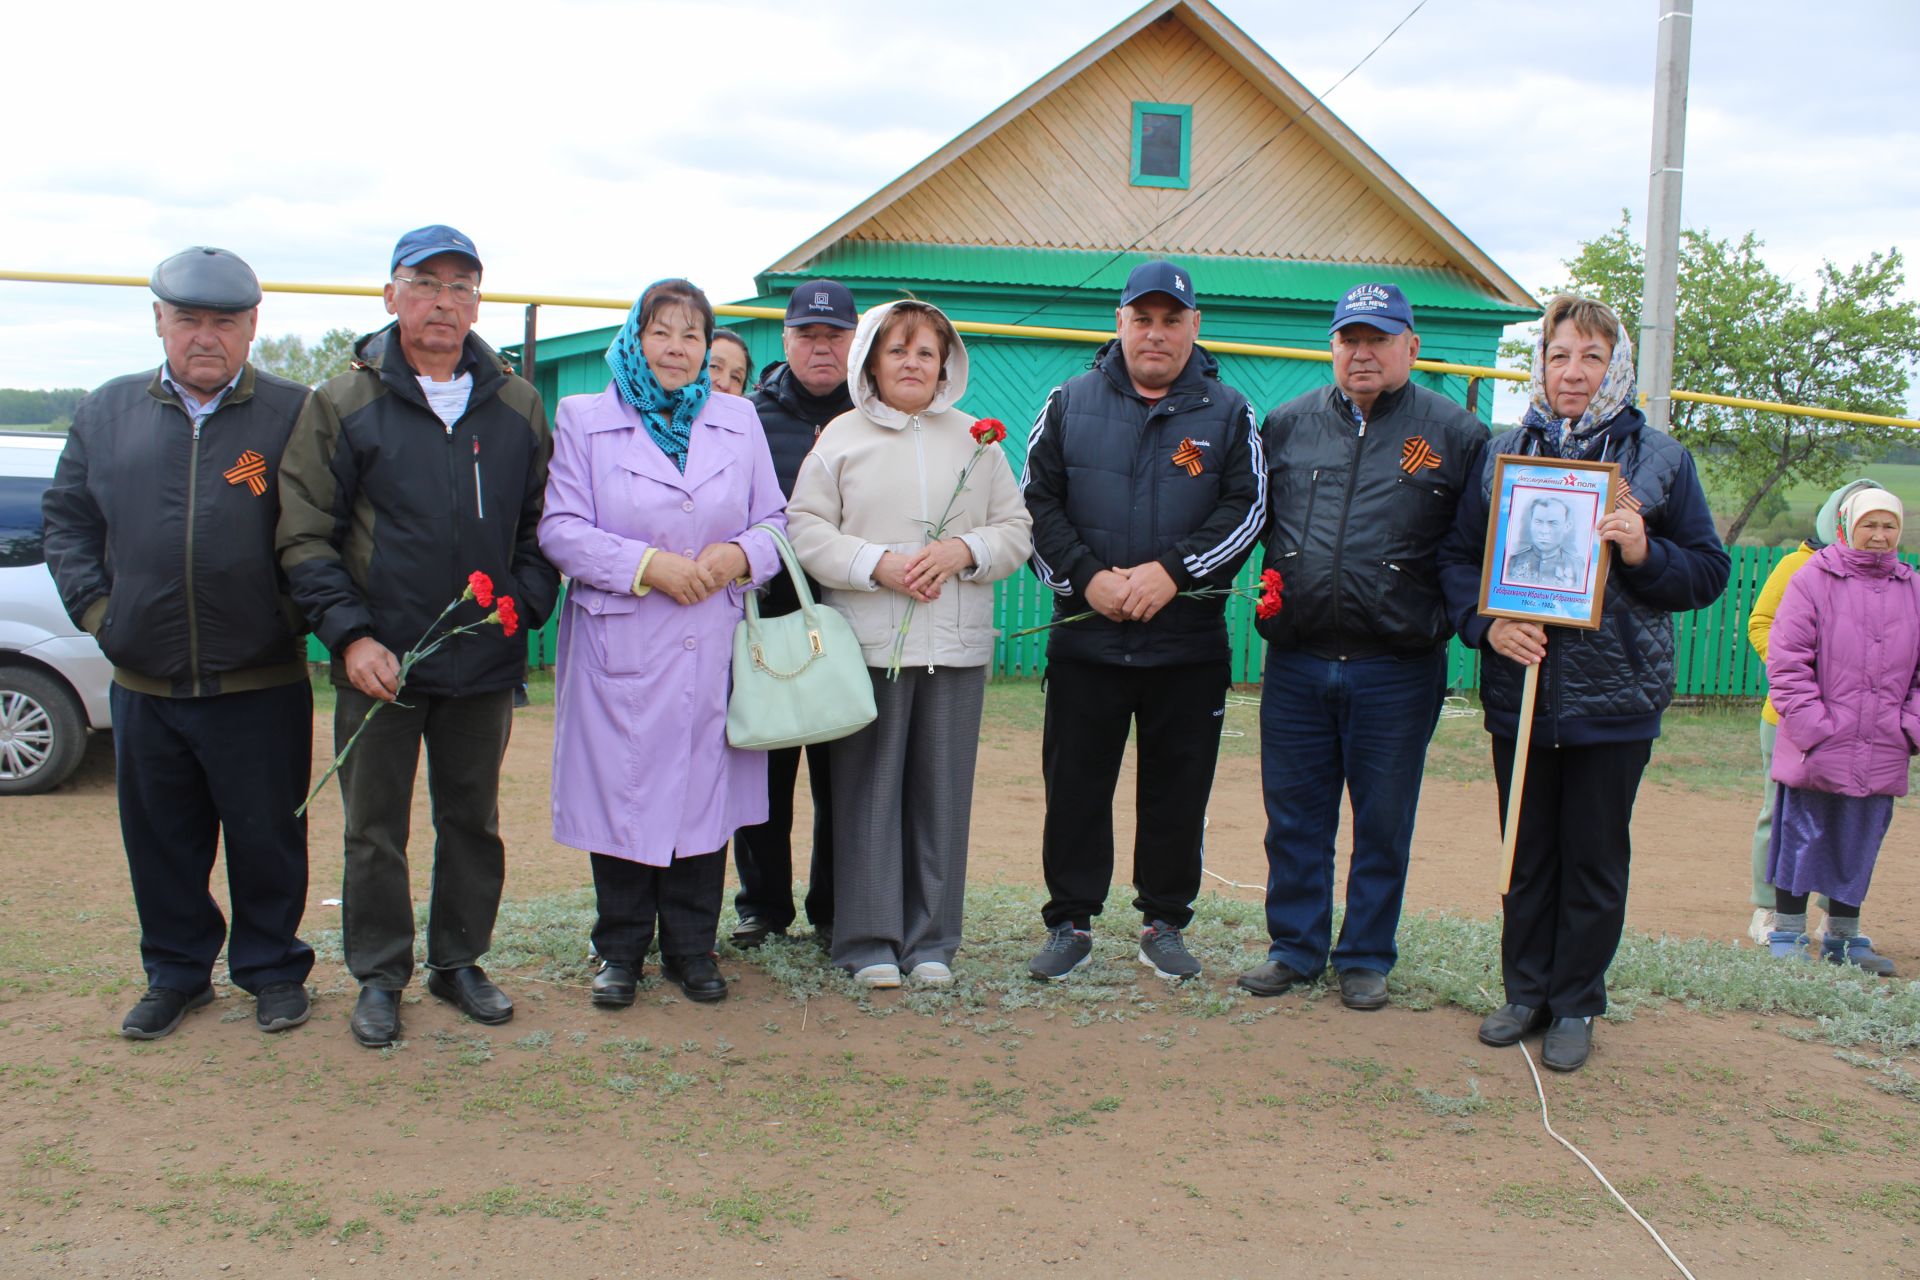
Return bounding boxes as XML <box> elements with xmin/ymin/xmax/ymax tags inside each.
<box><xmin>1707</xmin><ymin>461</ymin><xmax>1920</xmax><ymax>550</ymax></box>
<box><xmin>1</xmin><ymin>423</ymin><xmax>64</xmax><ymax>433</ymax></box>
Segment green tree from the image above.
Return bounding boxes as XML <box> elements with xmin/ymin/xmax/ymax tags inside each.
<box><xmin>1511</xmin><ymin>213</ymin><xmax>1919</xmax><ymax>542</ymax></box>
<box><xmin>254</xmin><ymin>328</ymin><xmax>357</xmax><ymax>388</ymax></box>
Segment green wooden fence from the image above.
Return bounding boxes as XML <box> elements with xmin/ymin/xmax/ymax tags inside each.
<box><xmin>309</xmin><ymin>544</ymin><xmax>1915</xmax><ymax>698</ymax></box>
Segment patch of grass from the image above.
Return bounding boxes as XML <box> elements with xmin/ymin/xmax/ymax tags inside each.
<box><xmin>703</xmin><ymin>1182</ymin><xmax>813</xmax><ymax>1239</ymax></box>
<box><xmin>443</xmin><ymin>1184</ymin><xmax>605</xmax><ymax>1222</ymax></box>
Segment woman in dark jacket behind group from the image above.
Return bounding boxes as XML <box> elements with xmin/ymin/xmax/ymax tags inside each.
<box><xmin>1437</xmin><ymin>294</ymin><xmax>1730</xmax><ymax>1073</ymax></box>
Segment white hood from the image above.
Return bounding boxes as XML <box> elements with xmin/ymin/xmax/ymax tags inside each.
<box><xmin>846</xmin><ymin>299</ymin><xmax>970</xmax><ymax>430</ymax></box>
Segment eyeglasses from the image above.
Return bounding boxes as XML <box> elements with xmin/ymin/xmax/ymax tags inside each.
<box><xmin>393</xmin><ymin>274</ymin><xmax>480</xmax><ymax>303</ymax></box>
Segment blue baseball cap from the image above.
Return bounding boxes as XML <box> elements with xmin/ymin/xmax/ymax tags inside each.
<box><xmin>391</xmin><ymin>224</ymin><xmax>482</xmax><ymax>274</ymax></box>
<box><xmin>1119</xmin><ymin>260</ymin><xmax>1197</xmax><ymax>310</ymax></box>
<box><xmin>1329</xmin><ymin>282</ymin><xmax>1414</xmax><ymax>334</ymax></box>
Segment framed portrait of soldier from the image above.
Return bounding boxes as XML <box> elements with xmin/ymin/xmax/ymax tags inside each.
<box><xmin>1477</xmin><ymin>454</ymin><xmax>1619</xmax><ymax>631</ymax></box>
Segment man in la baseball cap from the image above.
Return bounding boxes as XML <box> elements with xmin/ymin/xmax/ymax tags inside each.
<box><xmin>1239</xmin><ymin>280</ymin><xmax>1486</xmax><ymax>1012</ymax></box>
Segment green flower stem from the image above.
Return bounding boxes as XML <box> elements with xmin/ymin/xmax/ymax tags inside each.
<box><xmin>1004</xmin><ymin>584</ymin><xmax>1260</xmax><ymax>639</ymax></box>
<box><xmin>887</xmin><ymin>441</ymin><xmax>992</xmax><ymax>681</ymax></box>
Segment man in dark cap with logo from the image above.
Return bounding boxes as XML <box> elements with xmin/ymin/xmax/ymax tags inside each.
<box><xmin>42</xmin><ymin>247</ymin><xmax>317</xmax><ymax>1039</ymax></box>
<box><xmin>1238</xmin><ymin>282</ymin><xmax>1487</xmax><ymax>1009</ymax></box>
<box><xmin>727</xmin><ymin>279</ymin><xmax>858</xmax><ymax>952</ymax></box>
<box><xmin>1020</xmin><ymin>260</ymin><xmax>1266</xmax><ymax>982</ymax></box>
<box><xmin>278</xmin><ymin>225</ymin><xmax>559</xmax><ymax>1047</ymax></box>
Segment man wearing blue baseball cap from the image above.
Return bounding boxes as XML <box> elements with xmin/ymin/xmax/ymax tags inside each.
<box><xmin>279</xmin><ymin>225</ymin><xmax>560</xmax><ymax>1047</ymax></box>
<box><xmin>1021</xmin><ymin>259</ymin><xmax>1266</xmax><ymax>982</ymax></box>
<box><xmin>1238</xmin><ymin>282</ymin><xmax>1488</xmax><ymax>1010</ymax></box>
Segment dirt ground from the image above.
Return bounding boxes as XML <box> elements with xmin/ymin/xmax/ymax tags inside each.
<box><xmin>3</xmin><ymin>697</ymin><xmax>1918</xmax><ymax>1278</ymax></box>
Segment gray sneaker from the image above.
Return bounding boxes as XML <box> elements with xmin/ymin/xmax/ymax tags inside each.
<box><xmin>1027</xmin><ymin>924</ymin><xmax>1093</xmax><ymax>981</ymax></box>
<box><xmin>1138</xmin><ymin>921</ymin><xmax>1201</xmax><ymax>980</ymax></box>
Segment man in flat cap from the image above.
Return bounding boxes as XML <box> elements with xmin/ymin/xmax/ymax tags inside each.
<box><xmin>278</xmin><ymin>225</ymin><xmax>558</xmax><ymax>1048</ymax></box>
<box><xmin>42</xmin><ymin>247</ymin><xmax>317</xmax><ymax>1040</ymax></box>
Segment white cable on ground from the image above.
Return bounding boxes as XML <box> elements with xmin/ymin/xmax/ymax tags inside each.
<box><xmin>1517</xmin><ymin>1041</ymin><xmax>1697</xmax><ymax>1280</ymax></box>
<box><xmin>1202</xmin><ymin>866</ymin><xmax>1263</xmax><ymax>891</ymax></box>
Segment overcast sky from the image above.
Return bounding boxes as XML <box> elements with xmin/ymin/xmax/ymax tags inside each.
<box><xmin>4</xmin><ymin>0</ymin><xmax>1916</xmax><ymax>420</ymax></box>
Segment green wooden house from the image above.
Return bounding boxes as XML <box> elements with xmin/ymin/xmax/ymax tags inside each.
<box><xmin>511</xmin><ymin>0</ymin><xmax>1540</xmax><ymax>681</ymax></box>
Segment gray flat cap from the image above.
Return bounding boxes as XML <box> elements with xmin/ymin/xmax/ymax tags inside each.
<box><xmin>151</xmin><ymin>246</ymin><xmax>262</xmax><ymax>311</ymax></box>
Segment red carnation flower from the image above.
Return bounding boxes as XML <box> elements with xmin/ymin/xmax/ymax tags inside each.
<box><xmin>494</xmin><ymin>596</ymin><xmax>520</xmax><ymax>638</ymax></box>
<box><xmin>969</xmin><ymin>418</ymin><xmax>1007</xmax><ymax>446</ymax></box>
<box><xmin>466</xmin><ymin>571</ymin><xmax>495</xmax><ymax>608</ymax></box>
<box><xmin>1255</xmin><ymin>568</ymin><xmax>1284</xmax><ymax>620</ymax></box>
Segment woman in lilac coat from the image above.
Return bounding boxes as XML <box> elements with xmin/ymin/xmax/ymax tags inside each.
<box><xmin>1766</xmin><ymin>488</ymin><xmax>1920</xmax><ymax>974</ymax></box>
<box><xmin>539</xmin><ymin>279</ymin><xmax>786</xmax><ymax>1008</ymax></box>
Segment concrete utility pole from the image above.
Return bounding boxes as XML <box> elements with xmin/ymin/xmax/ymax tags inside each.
<box><xmin>1638</xmin><ymin>0</ymin><xmax>1693</xmax><ymax>433</ymax></box>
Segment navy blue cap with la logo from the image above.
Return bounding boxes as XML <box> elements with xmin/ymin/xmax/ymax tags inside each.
<box><xmin>1329</xmin><ymin>282</ymin><xmax>1415</xmax><ymax>334</ymax></box>
<box><xmin>1120</xmin><ymin>260</ymin><xmax>1197</xmax><ymax>309</ymax></box>
<box><xmin>784</xmin><ymin>279</ymin><xmax>857</xmax><ymax>329</ymax></box>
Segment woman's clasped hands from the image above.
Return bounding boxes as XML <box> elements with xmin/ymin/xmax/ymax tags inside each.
<box><xmin>642</xmin><ymin>541</ymin><xmax>748</xmax><ymax>606</ymax></box>
<box><xmin>875</xmin><ymin>538</ymin><xmax>974</xmax><ymax>604</ymax></box>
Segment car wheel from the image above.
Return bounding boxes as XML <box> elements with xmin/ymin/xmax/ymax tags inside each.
<box><xmin>0</xmin><ymin>667</ymin><xmax>88</xmax><ymax>796</ymax></box>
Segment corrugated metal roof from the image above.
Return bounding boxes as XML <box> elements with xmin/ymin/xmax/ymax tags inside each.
<box><xmin>772</xmin><ymin>242</ymin><xmax>1537</xmax><ymax>317</ymax></box>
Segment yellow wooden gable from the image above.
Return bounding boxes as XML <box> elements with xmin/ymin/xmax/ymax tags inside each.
<box><xmin>771</xmin><ymin>0</ymin><xmax>1534</xmax><ymax>310</ymax></box>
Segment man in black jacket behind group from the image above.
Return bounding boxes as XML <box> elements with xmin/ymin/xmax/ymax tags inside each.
<box><xmin>43</xmin><ymin>248</ymin><xmax>316</xmax><ymax>1040</ymax></box>
<box><xmin>1238</xmin><ymin>283</ymin><xmax>1487</xmax><ymax>1009</ymax></box>
<box><xmin>727</xmin><ymin>279</ymin><xmax>858</xmax><ymax>952</ymax></box>
<box><xmin>277</xmin><ymin>225</ymin><xmax>559</xmax><ymax>1048</ymax></box>
<box><xmin>1021</xmin><ymin>261</ymin><xmax>1266</xmax><ymax>982</ymax></box>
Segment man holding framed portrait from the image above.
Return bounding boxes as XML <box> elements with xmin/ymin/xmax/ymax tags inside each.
<box><xmin>1437</xmin><ymin>294</ymin><xmax>1728</xmax><ymax>1073</ymax></box>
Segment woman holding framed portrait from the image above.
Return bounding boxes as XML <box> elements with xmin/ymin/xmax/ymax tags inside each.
<box><xmin>1437</xmin><ymin>294</ymin><xmax>1730</xmax><ymax>1072</ymax></box>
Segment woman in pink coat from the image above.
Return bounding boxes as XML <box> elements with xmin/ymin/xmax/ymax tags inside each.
<box><xmin>1765</xmin><ymin>488</ymin><xmax>1920</xmax><ymax>974</ymax></box>
<box><xmin>539</xmin><ymin>279</ymin><xmax>787</xmax><ymax>1008</ymax></box>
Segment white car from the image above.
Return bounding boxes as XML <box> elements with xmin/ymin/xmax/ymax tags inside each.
<box><xmin>0</xmin><ymin>431</ymin><xmax>112</xmax><ymax>793</ymax></box>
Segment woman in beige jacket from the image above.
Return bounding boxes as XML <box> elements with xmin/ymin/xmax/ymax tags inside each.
<box><xmin>787</xmin><ymin>300</ymin><xmax>1033</xmax><ymax>987</ymax></box>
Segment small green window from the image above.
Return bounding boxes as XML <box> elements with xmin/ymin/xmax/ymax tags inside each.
<box><xmin>1131</xmin><ymin>102</ymin><xmax>1191</xmax><ymax>189</ymax></box>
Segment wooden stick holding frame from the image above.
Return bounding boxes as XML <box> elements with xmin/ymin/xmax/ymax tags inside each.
<box><xmin>1476</xmin><ymin>454</ymin><xmax>1621</xmax><ymax>895</ymax></box>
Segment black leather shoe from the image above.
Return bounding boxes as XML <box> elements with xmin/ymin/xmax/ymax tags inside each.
<box><xmin>350</xmin><ymin>986</ymin><xmax>402</xmax><ymax>1048</ymax></box>
<box><xmin>1237</xmin><ymin>960</ymin><xmax>1310</xmax><ymax>997</ymax></box>
<box><xmin>661</xmin><ymin>953</ymin><xmax>727</xmax><ymax>1003</ymax></box>
<box><xmin>1337</xmin><ymin>968</ymin><xmax>1388</xmax><ymax>1011</ymax></box>
<box><xmin>120</xmin><ymin>985</ymin><xmax>214</xmax><ymax>1040</ymax></box>
<box><xmin>591</xmin><ymin>961</ymin><xmax>638</xmax><ymax>1008</ymax></box>
<box><xmin>427</xmin><ymin>966</ymin><xmax>514</xmax><ymax>1025</ymax></box>
<box><xmin>1478</xmin><ymin>1002</ymin><xmax>1550</xmax><ymax>1047</ymax></box>
<box><xmin>1542</xmin><ymin>1017</ymin><xmax>1593</xmax><ymax>1072</ymax></box>
<box><xmin>729</xmin><ymin>915</ymin><xmax>783</xmax><ymax>949</ymax></box>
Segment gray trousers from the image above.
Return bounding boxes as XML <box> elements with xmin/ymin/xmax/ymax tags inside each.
<box><xmin>828</xmin><ymin>665</ymin><xmax>986</xmax><ymax>972</ymax></box>
<box><xmin>336</xmin><ymin>685</ymin><xmax>513</xmax><ymax>988</ymax></box>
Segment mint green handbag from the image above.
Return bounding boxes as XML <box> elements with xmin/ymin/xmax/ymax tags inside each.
<box><xmin>726</xmin><ymin>524</ymin><xmax>877</xmax><ymax>750</ymax></box>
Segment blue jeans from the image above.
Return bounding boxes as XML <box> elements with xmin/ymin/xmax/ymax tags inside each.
<box><xmin>1258</xmin><ymin>647</ymin><xmax>1446</xmax><ymax>976</ymax></box>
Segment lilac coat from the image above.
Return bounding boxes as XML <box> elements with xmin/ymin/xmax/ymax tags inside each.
<box><xmin>539</xmin><ymin>387</ymin><xmax>787</xmax><ymax>864</ymax></box>
<box><xmin>1767</xmin><ymin>544</ymin><xmax>1920</xmax><ymax>798</ymax></box>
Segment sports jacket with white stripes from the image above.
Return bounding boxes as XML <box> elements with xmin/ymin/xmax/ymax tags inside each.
<box><xmin>1020</xmin><ymin>340</ymin><xmax>1265</xmax><ymax>667</ymax></box>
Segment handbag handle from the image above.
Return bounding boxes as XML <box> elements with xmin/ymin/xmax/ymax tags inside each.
<box><xmin>741</xmin><ymin>522</ymin><xmax>827</xmax><ymax>679</ymax></box>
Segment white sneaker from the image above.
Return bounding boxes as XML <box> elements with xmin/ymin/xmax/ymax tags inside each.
<box><xmin>1747</xmin><ymin>907</ymin><xmax>1774</xmax><ymax>946</ymax></box>
<box><xmin>908</xmin><ymin>961</ymin><xmax>952</xmax><ymax>985</ymax></box>
<box><xmin>852</xmin><ymin>964</ymin><xmax>901</xmax><ymax>989</ymax></box>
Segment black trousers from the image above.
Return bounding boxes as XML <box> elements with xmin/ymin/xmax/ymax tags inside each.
<box><xmin>1490</xmin><ymin>735</ymin><xmax>1652</xmax><ymax>1018</ymax></box>
<box><xmin>731</xmin><ymin>742</ymin><xmax>834</xmax><ymax>932</ymax></box>
<box><xmin>591</xmin><ymin>849</ymin><xmax>727</xmax><ymax>963</ymax></box>
<box><xmin>335</xmin><ymin>686</ymin><xmax>513</xmax><ymax>988</ymax></box>
<box><xmin>1039</xmin><ymin>657</ymin><xmax>1230</xmax><ymax>930</ymax></box>
<box><xmin>111</xmin><ymin>680</ymin><xmax>314</xmax><ymax>995</ymax></box>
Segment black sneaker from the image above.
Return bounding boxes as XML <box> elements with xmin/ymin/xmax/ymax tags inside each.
<box><xmin>255</xmin><ymin>981</ymin><xmax>311</xmax><ymax>1033</ymax></box>
<box><xmin>1138</xmin><ymin>921</ymin><xmax>1201</xmax><ymax>980</ymax></box>
<box><xmin>1027</xmin><ymin>924</ymin><xmax>1093</xmax><ymax>981</ymax></box>
<box><xmin>120</xmin><ymin>985</ymin><xmax>214</xmax><ymax>1040</ymax></box>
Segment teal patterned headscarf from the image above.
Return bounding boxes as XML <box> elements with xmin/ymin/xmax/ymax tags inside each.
<box><xmin>605</xmin><ymin>279</ymin><xmax>712</xmax><ymax>473</ymax></box>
